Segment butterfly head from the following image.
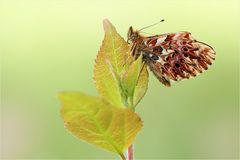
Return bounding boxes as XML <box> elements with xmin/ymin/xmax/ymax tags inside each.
<box><xmin>127</xmin><ymin>26</ymin><xmax>140</xmax><ymax>43</ymax></box>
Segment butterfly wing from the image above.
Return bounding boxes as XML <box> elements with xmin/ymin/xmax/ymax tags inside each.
<box><xmin>141</xmin><ymin>32</ymin><xmax>216</xmax><ymax>86</ymax></box>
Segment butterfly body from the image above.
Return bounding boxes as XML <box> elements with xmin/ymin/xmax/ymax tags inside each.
<box><xmin>127</xmin><ymin>27</ymin><xmax>216</xmax><ymax>87</ymax></box>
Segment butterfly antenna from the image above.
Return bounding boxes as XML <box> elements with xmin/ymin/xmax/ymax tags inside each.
<box><xmin>139</xmin><ymin>19</ymin><xmax>165</xmax><ymax>31</ymax></box>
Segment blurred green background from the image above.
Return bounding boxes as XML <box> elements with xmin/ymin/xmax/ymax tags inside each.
<box><xmin>1</xmin><ymin>0</ymin><xmax>239</xmax><ymax>159</ymax></box>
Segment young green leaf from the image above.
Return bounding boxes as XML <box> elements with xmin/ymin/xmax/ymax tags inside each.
<box><xmin>94</xmin><ymin>19</ymin><xmax>148</xmax><ymax>109</ymax></box>
<box><xmin>121</xmin><ymin>56</ymin><xmax>149</xmax><ymax>108</ymax></box>
<box><xmin>133</xmin><ymin>64</ymin><xmax>148</xmax><ymax>106</ymax></box>
<box><xmin>59</xmin><ymin>92</ymin><xmax>143</xmax><ymax>159</ymax></box>
<box><xmin>94</xmin><ymin>19</ymin><xmax>131</xmax><ymax>107</ymax></box>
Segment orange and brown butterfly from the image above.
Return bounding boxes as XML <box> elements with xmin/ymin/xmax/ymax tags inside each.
<box><xmin>127</xmin><ymin>20</ymin><xmax>216</xmax><ymax>87</ymax></box>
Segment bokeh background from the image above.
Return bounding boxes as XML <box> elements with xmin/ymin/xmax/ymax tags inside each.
<box><xmin>1</xmin><ymin>0</ymin><xmax>239</xmax><ymax>159</ymax></box>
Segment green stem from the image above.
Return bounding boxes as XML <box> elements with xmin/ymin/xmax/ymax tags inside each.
<box><xmin>130</xmin><ymin>96</ymin><xmax>134</xmax><ymax>110</ymax></box>
<box><xmin>119</xmin><ymin>153</ymin><xmax>126</xmax><ymax>160</ymax></box>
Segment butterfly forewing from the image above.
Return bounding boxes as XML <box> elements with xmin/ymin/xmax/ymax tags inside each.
<box><xmin>139</xmin><ymin>32</ymin><xmax>216</xmax><ymax>86</ymax></box>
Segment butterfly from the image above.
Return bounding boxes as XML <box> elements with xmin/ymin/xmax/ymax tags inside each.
<box><xmin>127</xmin><ymin>20</ymin><xmax>216</xmax><ymax>87</ymax></box>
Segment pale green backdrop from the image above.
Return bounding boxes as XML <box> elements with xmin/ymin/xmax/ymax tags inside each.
<box><xmin>1</xmin><ymin>0</ymin><xmax>239</xmax><ymax>159</ymax></box>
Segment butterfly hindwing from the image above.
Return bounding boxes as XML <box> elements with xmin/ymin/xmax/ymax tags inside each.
<box><xmin>140</xmin><ymin>32</ymin><xmax>216</xmax><ymax>86</ymax></box>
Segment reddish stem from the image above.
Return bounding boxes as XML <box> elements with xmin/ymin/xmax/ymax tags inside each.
<box><xmin>127</xmin><ymin>144</ymin><xmax>134</xmax><ymax>160</ymax></box>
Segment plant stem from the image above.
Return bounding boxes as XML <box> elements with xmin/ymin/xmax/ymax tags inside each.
<box><xmin>127</xmin><ymin>96</ymin><xmax>134</xmax><ymax>160</ymax></box>
<box><xmin>127</xmin><ymin>144</ymin><xmax>134</xmax><ymax>160</ymax></box>
<box><xmin>128</xmin><ymin>96</ymin><xmax>135</xmax><ymax>111</ymax></box>
<box><xmin>119</xmin><ymin>153</ymin><xmax>126</xmax><ymax>160</ymax></box>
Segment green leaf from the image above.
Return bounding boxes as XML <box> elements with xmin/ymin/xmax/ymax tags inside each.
<box><xmin>133</xmin><ymin>64</ymin><xmax>149</xmax><ymax>106</ymax></box>
<box><xmin>59</xmin><ymin>92</ymin><xmax>143</xmax><ymax>159</ymax></box>
<box><xmin>94</xmin><ymin>19</ymin><xmax>132</xmax><ymax>107</ymax></box>
<box><xmin>121</xmin><ymin>56</ymin><xmax>149</xmax><ymax>108</ymax></box>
